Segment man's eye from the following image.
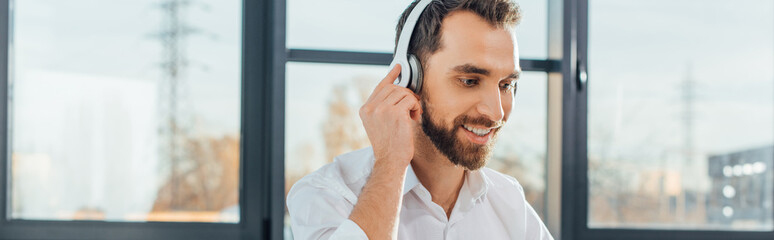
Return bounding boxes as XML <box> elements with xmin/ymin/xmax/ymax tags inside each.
<box><xmin>460</xmin><ymin>78</ymin><xmax>478</xmax><ymax>87</ymax></box>
<box><xmin>500</xmin><ymin>81</ymin><xmax>516</xmax><ymax>91</ymax></box>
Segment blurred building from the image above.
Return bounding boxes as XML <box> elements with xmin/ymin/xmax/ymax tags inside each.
<box><xmin>707</xmin><ymin>146</ymin><xmax>773</xmax><ymax>227</ymax></box>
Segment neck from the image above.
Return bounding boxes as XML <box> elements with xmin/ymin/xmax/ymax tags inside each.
<box><xmin>411</xmin><ymin>129</ymin><xmax>466</xmax><ymax>219</ymax></box>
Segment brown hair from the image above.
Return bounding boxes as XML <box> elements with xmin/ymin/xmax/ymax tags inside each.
<box><xmin>395</xmin><ymin>0</ymin><xmax>521</xmax><ymax>68</ymax></box>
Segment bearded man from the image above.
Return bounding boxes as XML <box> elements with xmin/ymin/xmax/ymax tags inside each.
<box><xmin>287</xmin><ymin>0</ymin><xmax>553</xmax><ymax>239</ymax></box>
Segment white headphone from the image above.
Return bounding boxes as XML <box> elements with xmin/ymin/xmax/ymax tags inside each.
<box><xmin>390</xmin><ymin>0</ymin><xmax>434</xmax><ymax>93</ymax></box>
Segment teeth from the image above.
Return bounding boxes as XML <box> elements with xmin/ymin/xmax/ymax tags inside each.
<box><xmin>463</xmin><ymin>125</ymin><xmax>491</xmax><ymax>136</ymax></box>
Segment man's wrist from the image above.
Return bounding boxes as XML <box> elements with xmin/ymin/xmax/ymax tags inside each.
<box><xmin>372</xmin><ymin>156</ymin><xmax>410</xmax><ymax>177</ymax></box>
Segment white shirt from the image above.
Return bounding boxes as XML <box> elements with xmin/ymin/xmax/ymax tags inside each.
<box><xmin>287</xmin><ymin>147</ymin><xmax>554</xmax><ymax>240</ymax></box>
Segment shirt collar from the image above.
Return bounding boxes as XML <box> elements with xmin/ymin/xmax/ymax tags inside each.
<box><xmin>402</xmin><ymin>164</ymin><xmax>420</xmax><ymax>195</ymax></box>
<box><xmin>465</xmin><ymin>168</ymin><xmax>492</xmax><ymax>202</ymax></box>
<box><xmin>401</xmin><ymin>164</ymin><xmax>492</xmax><ymax>202</ymax></box>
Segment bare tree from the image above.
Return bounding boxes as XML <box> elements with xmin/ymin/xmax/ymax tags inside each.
<box><xmin>152</xmin><ymin>134</ymin><xmax>240</xmax><ymax>215</ymax></box>
<box><xmin>321</xmin><ymin>79</ymin><xmax>372</xmax><ymax>163</ymax></box>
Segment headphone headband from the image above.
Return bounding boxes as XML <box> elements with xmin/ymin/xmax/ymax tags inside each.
<box><xmin>394</xmin><ymin>0</ymin><xmax>433</xmax><ymax>61</ymax></box>
<box><xmin>390</xmin><ymin>0</ymin><xmax>434</xmax><ymax>91</ymax></box>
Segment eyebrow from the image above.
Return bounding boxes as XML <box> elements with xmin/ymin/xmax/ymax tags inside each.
<box><xmin>453</xmin><ymin>64</ymin><xmax>490</xmax><ymax>76</ymax></box>
<box><xmin>452</xmin><ymin>63</ymin><xmax>521</xmax><ymax>80</ymax></box>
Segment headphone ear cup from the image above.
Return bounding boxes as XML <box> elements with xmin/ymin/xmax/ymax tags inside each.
<box><xmin>408</xmin><ymin>54</ymin><xmax>423</xmax><ymax>93</ymax></box>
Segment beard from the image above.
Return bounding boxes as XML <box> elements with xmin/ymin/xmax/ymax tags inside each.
<box><xmin>420</xmin><ymin>97</ymin><xmax>503</xmax><ymax>171</ymax></box>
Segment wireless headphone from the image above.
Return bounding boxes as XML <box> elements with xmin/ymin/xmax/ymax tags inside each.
<box><xmin>390</xmin><ymin>0</ymin><xmax>434</xmax><ymax>93</ymax></box>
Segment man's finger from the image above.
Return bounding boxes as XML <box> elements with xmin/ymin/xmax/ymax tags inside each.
<box><xmin>366</xmin><ymin>64</ymin><xmax>402</xmax><ymax>103</ymax></box>
<box><xmin>409</xmin><ymin>101</ymin><xmax>422</xmax><ymax>121</ymax></box>
<box><xmin>377</xmin><ymin>86</ymin><xmax>399</xmax><ymax>103</ymax></box>
<box><xmin>379</xmin><ymin>64</ymin><xmax>402</xmax><ymax>87</ymax></box>
<box><xmin>385</xmin><ymin>89</ymin><xmax>409</xmax><ymax>106</ymax></box>
<box><xmin>396</xmin><ymin>93</ymin><xmax>421</xmax><ymax>119</ymax></box>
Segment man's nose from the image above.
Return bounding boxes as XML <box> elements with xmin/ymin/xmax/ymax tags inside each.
<box><xmin>476</xmin><ymin>87</ymin><xmax>505</xmax><ymax>122</ymax></box>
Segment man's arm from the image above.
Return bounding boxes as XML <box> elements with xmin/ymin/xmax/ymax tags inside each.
<box><xmin>350</xmin><ymin>64</ymin><xmax>421</xmax><ymax>240</ymax></box>
<box><xmin>348</xmin><ymin>158</ymin><xmax>407</xmax><ymax>239</ymax></box>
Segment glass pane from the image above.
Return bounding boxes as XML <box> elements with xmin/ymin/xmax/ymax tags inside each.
<box><xmin>588</xmin><ymin>0</ymin><xmax>774</xmax><ymax>230</ymax></box>
<box><xmin>283</xmin><ymin>62</ymin><xmax>548</xmax><ymax>238</ymax></box>
<box><xmin>286</xmin><ymin>0</ymin><xmax>547</xmax><ymax>59</ymax></box>
<box><xmin>10</xmin><ymin>0</ymin><xmax>242</xmax><ymax>223</ymax></box>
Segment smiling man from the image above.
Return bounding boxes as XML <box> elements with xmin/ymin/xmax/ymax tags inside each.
<box><xmin>287</xmin><ymin>0</ymin><xmax>553</xmax><ymax>239</ymax></box>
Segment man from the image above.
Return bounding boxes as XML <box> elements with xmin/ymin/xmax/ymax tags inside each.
<box><xmin>287</xmin><ymin>0</ymin><xmax>553</xmax><ymax>239</ymax></box>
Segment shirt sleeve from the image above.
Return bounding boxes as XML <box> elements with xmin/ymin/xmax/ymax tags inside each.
<box><xmin>287</xmin><ymin>178</ymin><xmax>369</xmax><ymax>240</ymax></box>
<box><xmin>328</xmin><ymin>219</ymin><xmax>369</xmax><ymax>239</ymax></box>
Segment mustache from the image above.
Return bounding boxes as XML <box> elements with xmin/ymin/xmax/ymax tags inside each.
<box><xmin>454</xmin><ymin>115</ymin><xmax>504</xmax><ymax>129</ymax></box>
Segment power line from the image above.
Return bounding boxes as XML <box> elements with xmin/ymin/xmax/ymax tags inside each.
<box><xmin>157</xmin><ymin>0</ymin><xmax>197</xmax><ymax>209</ymax></box>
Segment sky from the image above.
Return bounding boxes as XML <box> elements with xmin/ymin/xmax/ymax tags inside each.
<box><xmin>588</xmin><ymin>0</ymin><xmax>774</xmax><ymax>190</ymax></box>
<box><xmin>286</xmin><ymin>0</ymin><xmax>548</xmax><ymax>58</ymax></box>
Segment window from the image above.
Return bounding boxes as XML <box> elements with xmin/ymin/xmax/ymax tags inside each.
<box><xmin>571</xmin><ymin>0</ymin><xmax>774</xmax><ymax>239</ymax></box>
<box><xmin>283</xmin><ymin>62</ymin><xmax>386</xmax><ymax>203</ymax></box>
<box><xmin>10</xmin><ymin>0</ymin><xmax>242</xmax><ymax>223</ymax></box>
<box><xmin>587</xmin><ymin>0</ymin><xmax>774</xmax><ymax>230</ymax></box>
<box><xmin>287</xmin><ymin>0</ymin><xmax>414</xmax><ymax>52</ymax></box>
<box><xmin>0</xmin><ymin>0</ymin><xmax>278</xmax><ymax>239</ymax></box>
<box><xmin>286</xmin><ymin>0</ymin><xmax>548</xmax><ymax>58</ymax></box>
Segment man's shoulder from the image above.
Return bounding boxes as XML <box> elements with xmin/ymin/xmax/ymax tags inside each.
<box><xmin>287</xmin><ymin>147</ymin><xmax>375</xmax><ymax>204</ymax></box>
<box><xmin>309</xmin><ymin>146</ymin><xmax>375</xmax><ymax>185</ymax></box>
<box><xmin>480</xmin><ymin>167</ymin><xmax>527</xmax><ymax>197</ymax></box>
<box><xmin>480</xmin><ymin>168</ymin><xmax>553</xmax><ymax>239</ymax></box>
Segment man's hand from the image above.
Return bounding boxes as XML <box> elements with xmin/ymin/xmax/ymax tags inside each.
<box><xmin>350</xmin><ymin>64</ymin><xmax>422</xmax><ymax>240</ymax></box>
<box><xmin>359</xmin><ymin>64</ymin><xmax>422</xmax><ymax>170</ymax></box>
